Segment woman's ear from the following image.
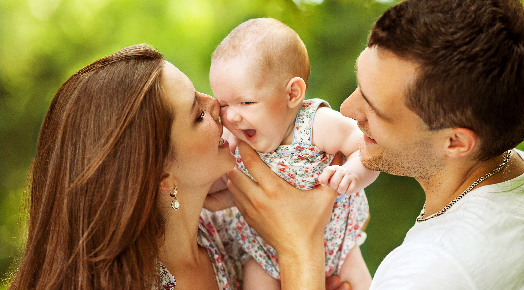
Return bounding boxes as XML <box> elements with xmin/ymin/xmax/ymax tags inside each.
<box><xmin>159</xmin><ymin>172</ymin><xmax>176</xmax><ymax>191</ymax></box>
<box><xmin>444</xmin><ymin>127</ymin><xmax>478</xmax><ymax>159</ymax></box>
<box><xmin>285</xmin><ymin>77</ymin><xmax>306</xmax><ymax>109</ymax></box>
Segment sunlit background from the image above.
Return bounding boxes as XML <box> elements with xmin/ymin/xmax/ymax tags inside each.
<box><xmin>1</xmin><ymin>0</ymin><xmax>523</xmax><ymax>288</ymax></box>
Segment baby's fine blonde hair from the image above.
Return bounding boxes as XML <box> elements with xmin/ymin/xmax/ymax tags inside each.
<box><xmin>212</xmin><ymin>18</ymin><xmax>310</xmax><ymax>89</ymax></box>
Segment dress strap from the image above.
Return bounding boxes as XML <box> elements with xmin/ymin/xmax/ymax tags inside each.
<box><xmin>292</xmin><ymin>98</ymin><xmax>330</xmax><ymax>145</ymax></box>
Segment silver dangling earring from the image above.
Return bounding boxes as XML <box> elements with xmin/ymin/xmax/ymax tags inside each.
<box><xmin>170</xmin><ymin>186</ymin><xmax>180</xmax><ymax>210</ymax></box>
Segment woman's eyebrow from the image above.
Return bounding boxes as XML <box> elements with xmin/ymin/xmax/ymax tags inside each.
<box><xmin>190</xmin><ymin>92</ymin><xmax>197</xmax><ymax>115</ymax></box>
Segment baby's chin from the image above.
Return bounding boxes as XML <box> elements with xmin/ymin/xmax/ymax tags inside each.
<box><xmin>233</xmin><ymin>130</ymin><xmax>279</xmax><ymax>153</ymax></box>
<box><xmin>250</xmin><ymin>142</ymin><xmax>279</xmax><ymax>154</ymax></box>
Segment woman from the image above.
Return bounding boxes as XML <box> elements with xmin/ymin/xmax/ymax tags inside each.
<box><xmin>8</xmin><ymin>44</ymin><xmax>238</xmax><ymax>289</ymax></box>
<box><xmin>8</xmin><ymin>44</ymin><xmax>344</xmax><ymax>290</ymax></box>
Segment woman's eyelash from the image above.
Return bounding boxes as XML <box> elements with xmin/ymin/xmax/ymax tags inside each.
<box><xmin>197</xmin><ymin>109</ymin><xmax>205</xmax><ymax>122</ymax></box>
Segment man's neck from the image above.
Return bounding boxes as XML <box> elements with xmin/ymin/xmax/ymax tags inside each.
<box><xmin>418</xmin><ymin>150</ymin><xmax>523</xmax><ymax>218</ymax></box>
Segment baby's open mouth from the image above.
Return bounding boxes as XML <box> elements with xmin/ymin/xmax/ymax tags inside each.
<box><xmin>242</xmin><ymin>129</ymin><xmax>256</xmax><ymax>140</ymax></box>
<box><xmin>244</xmin><ymin>129</ymin><xmax>256</xmax><ymax>137</ymax></box>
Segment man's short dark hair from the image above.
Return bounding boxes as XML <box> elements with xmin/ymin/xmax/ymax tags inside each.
<box><xmin>369</xmin><ymin>0</ymin><xmax>524</xmax><ymax>160</ymax></box>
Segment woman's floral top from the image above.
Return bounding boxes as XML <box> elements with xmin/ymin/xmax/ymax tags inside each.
<box><xmin>230</xmin><ymin>98</ymin><xmax>370</xmax><ymax>279</ymax></box>
<box><xmin>158</xmin><ymin>209</ymin><xmax>244</xmax><ymax>289</ymax></box>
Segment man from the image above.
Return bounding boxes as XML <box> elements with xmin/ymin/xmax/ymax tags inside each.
<box><xmin>227</xmin><ymin>0</ymin><xmax>524</xmax><ymax>289</ymax></box>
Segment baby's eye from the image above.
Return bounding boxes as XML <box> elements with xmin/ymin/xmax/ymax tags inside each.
<box><xmin>241</xmin><ymin>102</ymin><xmax>254</xmax><ymax>105</ymax></box>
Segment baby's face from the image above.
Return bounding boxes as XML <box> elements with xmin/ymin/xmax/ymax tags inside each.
<box><xmin>210</xmin><ymin>57</ymin><xmax>295</xmax><ymax>153</ymax></box>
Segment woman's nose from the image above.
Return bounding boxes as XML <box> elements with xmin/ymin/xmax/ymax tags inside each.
<box><xmin>200</xmin><ymin>93</ymin><xmax>220</xmax><ymax>120</ymax></box>
<box><xmin>341</xmin><ymin>89</ymin><xmax>366</xmax><ymax>122</ymax></box>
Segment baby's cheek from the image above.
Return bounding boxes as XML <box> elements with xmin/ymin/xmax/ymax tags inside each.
<box><xmin>219</xmin><ymin>108</ymin><xmax>229</xmax><ymax>122</ymax></box>
<box><xmin>219</xmin><ymin>109</ymin><xmax>225</xmax><ymax>119</ymax></box>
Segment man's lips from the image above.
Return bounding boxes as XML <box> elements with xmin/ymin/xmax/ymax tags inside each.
<box><xmin>357</xmin><ymin>122</ymin><xmax>376</xmax><ymax>144</ymax></box>
<box><xmin>364</xmin><ymin>134</ymin><xmax>377</xmax><ymax>144</ymax></box>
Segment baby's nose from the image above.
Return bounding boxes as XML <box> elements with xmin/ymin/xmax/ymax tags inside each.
<box><xmin>225</xmin><ymin>107</ymin><xmax>243</xmax><ymax>123</ymax></box>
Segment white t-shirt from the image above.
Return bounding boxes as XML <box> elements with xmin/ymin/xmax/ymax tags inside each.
<box><xmin>370</xmin><ymin>150</ymin><xmax>524</xmax><ymax>290</ymax></box>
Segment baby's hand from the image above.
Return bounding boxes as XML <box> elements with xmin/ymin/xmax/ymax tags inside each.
<box><xmin>318</xmin><ymin>165</ymin><xmax>361</xmax><ymax>197</ymax></box>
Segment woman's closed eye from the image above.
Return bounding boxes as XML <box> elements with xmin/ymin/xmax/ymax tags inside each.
<box><xmin>196</xmin><ymin>109</ymin><xmax>205</xmax><ymax>122</ymax></box>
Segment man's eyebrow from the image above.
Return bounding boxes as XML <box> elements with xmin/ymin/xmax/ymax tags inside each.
<box><xmin>359</xmin><ymin>86</ymin><xmax>378</xmax><ymax>113</ymax></box>
<box><xmin>355</xmin><ymin>64</ymin><xmax>390</xmax><ymax>121</ymax></box>
<box><xmin>358</xmin><ymin>82</ymin><xmax>390</xmax><ymax>121</ymax></box>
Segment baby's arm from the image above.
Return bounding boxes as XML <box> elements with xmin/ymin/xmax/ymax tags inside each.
<box><xmin>313</xmin><ymin>107</ymin><xmax>379</xmax><ymax>195</ymax></box>
<box><xmin>312</xmin><ymin>106</ymin><xmax>362</xmax><ymax>157</ymax></box>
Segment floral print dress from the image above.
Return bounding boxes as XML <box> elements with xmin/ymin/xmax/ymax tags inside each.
<box><xmin>158</xmin><ymin>209</ymin><xmax>244</xmax><ymax>289</ymax></box>
<box><xmin>229</xmin><ymin>98</ymin><xmax>370</xmax><ymax>279</ymax></box>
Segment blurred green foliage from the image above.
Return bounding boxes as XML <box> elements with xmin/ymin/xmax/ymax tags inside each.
<box><xmin>1</xmin><ymin>0</ymin><xmax>523</xmax><ymax>287</ymax></box>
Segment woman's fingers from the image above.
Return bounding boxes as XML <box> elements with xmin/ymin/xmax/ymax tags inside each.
<box><xmin>203</xmin><ymin>189</ymin><xmax>235</xmax><ymax>212</ymax></box>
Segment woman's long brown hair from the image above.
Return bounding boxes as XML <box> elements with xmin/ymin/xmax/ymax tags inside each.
<box><xmin>9</xmin><ymin>44</ymin><xmax>172</xmax><ymax>289</ymax></box>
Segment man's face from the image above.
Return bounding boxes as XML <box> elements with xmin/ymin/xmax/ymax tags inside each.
<box><xmin>341</xmin><ymin>47</ymin><xmax>444</xmax><ymax>179</ymax></box>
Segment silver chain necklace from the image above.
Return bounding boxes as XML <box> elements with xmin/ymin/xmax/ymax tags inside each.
<box><xmin>416</xmin><ymin>150</ymin><xmax>512</xmax><ymax>223</ymax></box>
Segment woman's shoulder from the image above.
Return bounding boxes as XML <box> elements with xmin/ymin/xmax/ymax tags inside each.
<box><xmin>157</xmin><ymin>262</ymin><xmax>177</xmax><ymax>289</ymax></box>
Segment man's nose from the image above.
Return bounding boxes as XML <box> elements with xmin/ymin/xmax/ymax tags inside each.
<box><xmin>341</xmin><ymin>90</ymin><xmax>366</xmax><ymax>122</ymax></box>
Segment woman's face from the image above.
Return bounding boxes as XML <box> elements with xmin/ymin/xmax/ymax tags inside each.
<box><xmin>162</xmin><ymin>61</ymin><xmax>235</xmax><ymax>189</ymax></box>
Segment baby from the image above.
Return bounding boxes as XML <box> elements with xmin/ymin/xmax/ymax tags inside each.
<box><xmin>210</xmin><ymin>18</ymin><xmax>378</xmax><ymax>290</ymax></box>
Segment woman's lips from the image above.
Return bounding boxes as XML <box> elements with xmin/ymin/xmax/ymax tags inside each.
<box><xmin>219</xmin><ymin>137</ymin><xmax>229</xmax><ymax>148</ymax></box>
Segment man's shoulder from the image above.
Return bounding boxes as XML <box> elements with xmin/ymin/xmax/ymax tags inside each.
<box><xmin>371</xmin><ymin>203</ymin><xmax>524</xmax><ymax>289</ymax></box>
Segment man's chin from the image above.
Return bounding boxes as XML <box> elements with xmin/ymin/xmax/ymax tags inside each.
<box><xmin>361</xmin><ymin>155</ymin><xmax>383</xmax><ymax>172</ymax></box>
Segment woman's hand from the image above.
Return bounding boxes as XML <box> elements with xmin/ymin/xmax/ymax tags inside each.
<box><xmin>204</xmin><ymin>174</ymin><xmax>235</xmax><ymax>211</ymax></box>
<box><xmin>326</xmin><ymin>276</ymin><xmax>352</xmax><ymax>290</ymax></box>
<box><xmin>227</xmin><ymin>139</ymin><xmax>340</xmax><ymax>289</ymax></box>
<box><xmin>203</xmin><ymin>189</ymin><xmax>235</xmax><ymax>211</ymax></box>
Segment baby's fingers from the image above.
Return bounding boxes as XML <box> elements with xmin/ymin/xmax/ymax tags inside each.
<box><xmin>319</xmin><ymin>166</ymin><xmax>337</xmax><ymax>186</ymax></box>
<box><xmin>328</xmin><ymin>166</ymin><xmax>346</xmax><ymax>190</ymax></box>
<box><xmin>337</xmin><ymin>174</ymin><xmax>353</xmax><ymax>195</ymax></box>
<box><xmin>343</xmin><ymin>174</ymin><xmax>362</xmax><ymax>195</ymax></box>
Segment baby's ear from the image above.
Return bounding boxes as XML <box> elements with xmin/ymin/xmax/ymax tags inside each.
<box><xmin>285</xmin><ymin>77</ymin><xmax>306</xmax><ymax>109</ymax></box>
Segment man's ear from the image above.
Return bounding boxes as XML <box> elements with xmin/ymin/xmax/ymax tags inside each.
<box><xmin>444</xmin><ymin>127</ymin><xmax>478</xmax><ymax>158</ymax></box>
<box><xmin>285</xmin><ymin>77</ymin><xmax>306</xmax><ymax>109</ymax></box>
